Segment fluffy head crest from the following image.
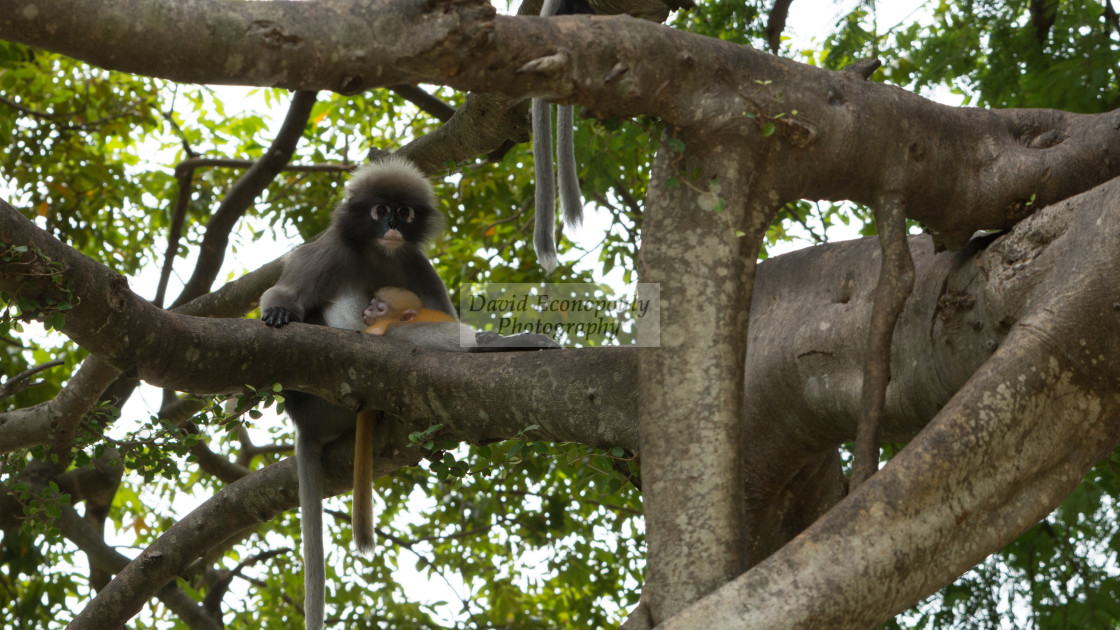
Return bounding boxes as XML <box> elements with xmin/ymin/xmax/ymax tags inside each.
<box><xmin>345</xmin><ymin>154</ymin><xmax>436</xmax><ymax>209</ymax></box>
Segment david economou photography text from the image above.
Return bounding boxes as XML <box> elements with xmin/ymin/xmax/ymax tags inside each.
<box><xmin>460</xmin><ymin>283</ymin><xmax>661</xmax><ymax>348</ymax></box>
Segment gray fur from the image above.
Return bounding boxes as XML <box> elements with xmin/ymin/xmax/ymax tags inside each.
<box><xmin>295</xmin><ymin>430</ymin><xmax>326</xmax><ymax>630</ymax></box>
<box><xmin>532</xmin><ymin>97</ymin><xmax>559</xmax><ymax>273</ymax></box>
<box><xmin>531</xmin><ymin>0</ymin><xmax>584</xmax><ymax>273</ymax></box>
<box><xmin>344</xmin><ymin>155</ymin><xmax>445</xmax><ymax>247</ymax></box>
<box><xmin>385</xmin><ymin>321</ymin><xmax>479</xmax><ymax>351</ymax></box>
<box><xmin>383</xmin><ymin>322</ymin><xmax>561</xmax><ymax>352</ymax></box>
<box><xmin>260</xmin><ymin>156</ymin><xmax>453</xmax><ymax>325</ymax></box>
<box><xmin>556</xmin><ymin>104</ymin><xmax>582</xmax><ymax>228</ymax></box>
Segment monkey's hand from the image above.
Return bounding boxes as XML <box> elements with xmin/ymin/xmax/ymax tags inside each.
<box><xmin>261</xmin><ymin>306</ymin><xmax>295</xmax><ymax>327</ymax></box>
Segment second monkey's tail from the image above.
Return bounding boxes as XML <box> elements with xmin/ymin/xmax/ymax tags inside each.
<box><xmin>352</xmin><ymin>410</ymin><xmax>377</xmax><ymax>555</ymax></box>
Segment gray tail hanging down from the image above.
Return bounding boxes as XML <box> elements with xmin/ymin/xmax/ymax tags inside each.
<box><xmin>296</xmin><ymin>430</ymin><xmax>326</xmax><ymax>630</ymax></box>
<box><xmin>532</xmin><ymin>101</ymin><xmax>584</xmax><ymax>273</ymax></box>
<box><xmin>531</xmin><ymin>0</ymin><xmax>584</xmax><ymax>273</ymax></box>
<box><xmin>532</xmin><ymin>96</ymin><xmax>559</xmax><ymax>272</ymax></box>
<box><xmin>556</xmin><ymin>103</ymin><xmax>583</xmax><ymax>230</ymax></box>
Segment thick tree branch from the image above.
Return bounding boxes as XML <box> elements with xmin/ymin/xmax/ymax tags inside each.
<box><xmin>1030</xmin><ymin>0</ymin><xmax>1058</xmax><ymax>45</ymax></box>
<box><xmin>13</xmin><ymin>2</ymin><xmax>1120</xmax><ymax>626</ymax></box>
<box><xmin>399</xmin><ymin>93</ymin><xmax>531</xmax><ymax>175</ymax></box>
<box><xmin>636</xmin><ymin>134</ymin><xmax>771</xmax><ymax>622</ymax></box>
<box><xmin>57</xmin><ymin>499</ymin><xmax>223</xmax><ymax>630</ymax></box>
<box><xmin>0</xmin><ymin>355</ymin><xmax>119</xmax><ymax>453</ymax></box>
<box><xmin>672</xmin><ymin>324</ymin><xmax>1120</xmax><ymax>629</ymax></box>
<box><xmin>0</xmin><ymin>454</ymin><xmax>219</xmax><ymax>628</ymax></box>
<box><xmin>0</xmin><ymin>246</ymin><xmax>283</xmax><ymax>457</ymax></box>
<box><xmin>0</xmin><ymin>200</ymin><xmax>638</xmax><ymax>452</ymax></box>
<box><xmin>4</xmin><ymin>0</ymin><xmax>1120</xmax><ymax>248</ymax></box>
<box><xmin>54</xmin><ymin>179</ymin><xmax>1120</xmax><ymax>629</ymax></box>
<box><xmin>851</xmin><ymin>195</ymin><xmax>915</xmax><ymax>488</ymax></box>
<box><xmin>68</xmin><ymin>439</ymin><xmax>416</xmax><ymax>630</ymax></box>
<box><xmin>765</xmin><ymin>0</ymin><xmax>793</xmax><ymax>54</ymax></box>
<box><xmin>671</xmin><ymin>177</ymin><xmax>1120</xmax><ymax>628</ymax></box>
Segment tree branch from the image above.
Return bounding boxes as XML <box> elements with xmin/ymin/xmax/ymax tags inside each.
<box><xmin>0</xmin><ymin>245</ymin><xmax>284</xmax><ymax>458</ymax></box>
<box><xmin>390</xmin><ymin>84</ymin><xmax>456</xmax><ymax>121</ymax></box>
<box><xmin>7</xmin><ymin>173</ymin><xmax>1119</xmax><ymax>629</ymax></box>
<box><xmin>67</xmin><ymin>439</ymin><xmax>415</xmax><ymax>629</ymax></box>
<box><xmin>636</xmin><ymin>133</ymin><xmax>771</xmax><ymax>621</ymax></box>
<box><xmin>0</xmin><ymin>355</ymin><xmax>119</xmax><ymax>454</ymax></box>
<box><xmin>398</xmin><ymin>92</ymin><xmax>531</xmax><ymax>175</ymax></box>
<box><xmin>170</xmin><ymin>90</ymin><xmax>317</xmax><ymax>307</ymax></box>
<box><xmin>57</xmin><ymin>502</ymin><xmax>223</xmax><ymax>630</ymax></box>
<box><xmin>0</xmin><ymin>358</ymin><xmax>63</xmax><ymax>399</ymax></box>
<box><xmin>686</xmin><ymin>176</ymin><xmax>1120</xmax><ymax>627</ymax></box>
<box><xmin>851</xmin><ymin>194</ymin><xmax>915</xmax><ymax>488</ymax></box>
<box><xmin>765</xmin><ymin>0</ymin><xmax>793</xmax><ymax>54</ymax></box>
<box><xmin>57</xmin><ymin>179</ymin><xmax>1120</xmax><ymax>629</ymax></box>
<box><xmin>0</xmin><ymin>200</ymin><xmax>639</xmax><ymax>452</ymax></box>
<box><xmin>4</xmin><ymin>0</ymin><xmax>1120</xmax><ymax>247</ymax></box>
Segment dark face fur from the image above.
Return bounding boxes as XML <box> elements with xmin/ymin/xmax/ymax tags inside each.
<box><xmin>334</xmin><ymin>156</ymin><xmax>444</xmax><ymax>255</ymax></box>
<box><xmin>336</xmin><ymin>193</ymin><xmax>437</xmax><ymax>254</ymax></box>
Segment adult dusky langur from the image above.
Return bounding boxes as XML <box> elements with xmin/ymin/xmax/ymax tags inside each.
<box><xmin>532</xmin><ymin>0</ymin><xmax>593</xmax><ymax>272</ymax></box>
<box><xmin>259</xmin><ymin>155</ymin><xmax>454</xmax><ymax>630</ymax></box>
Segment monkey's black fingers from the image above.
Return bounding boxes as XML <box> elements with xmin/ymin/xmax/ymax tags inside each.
<box><xmin>261</xmin><ymin>306</ymin><xmax>293</xmax><ymax>327</ymax></box>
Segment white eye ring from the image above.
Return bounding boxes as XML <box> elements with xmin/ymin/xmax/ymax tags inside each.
<box><xmin>398</xmin><ymin>206</ymin><xmax>414</xmax><ymax>222</ymax></box>
<box><xmin>373</xmin><ymin>204</ymin><xmax>391</xmax><ymax>219</ymax></box>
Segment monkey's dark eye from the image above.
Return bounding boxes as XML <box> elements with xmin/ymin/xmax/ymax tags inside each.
<box><xmin>372</xmin><ymin>204</ymin><xmax>391</xmax><ymax>219</ymax></box>
<box><xmin>398</xmin><ymin>207</ymin><xmax>414</xmax><ymax>222</ymax></box>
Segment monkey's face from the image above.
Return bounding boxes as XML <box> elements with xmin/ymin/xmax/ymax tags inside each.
<box><xmin>336</xmin><ymin>194</ymin><xmax>439</xmax><ymax>254</ymax></box>
<box><xmin>363</xmin><ymin>295</ymin><xmax>391</xmax><ymax>326</ymax></box>
<box><xmin>372</xmin><ymin>203</ymin><xmax>417</xmax><ymax>251</ymax></box>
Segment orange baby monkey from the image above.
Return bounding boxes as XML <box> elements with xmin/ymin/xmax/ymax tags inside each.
<box><xmin>352</xmin><ymin>287</ymin><xmax>460</xmax><ymax>555</ymax></box>
<box><xmin>351</xmin><ymin>287</ymin><xmax>554</xmax><ymax>551</ymax></box>
<box><xmin>362</xmin><ymin>286</ymin><xmax>457</xmax><ymax>334</ymax></box>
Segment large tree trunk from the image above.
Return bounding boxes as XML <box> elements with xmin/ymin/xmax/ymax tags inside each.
<box><xmin>660</xmin><ymin>176</ymin><xmax>1120</xmax><ymax>628</ymax></box>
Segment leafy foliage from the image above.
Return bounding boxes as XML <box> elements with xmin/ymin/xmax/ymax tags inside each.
<box><xmin>0</xmin><ymin>25</ymin><xmax>649</xmax><ymax>627</ymax></box>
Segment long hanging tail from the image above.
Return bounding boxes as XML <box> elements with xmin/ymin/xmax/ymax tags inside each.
<box><xmin>352</xmin><ymin>411</ymin><xmax>376</xmax><ymax>555</ymax></box>
<box><xmin>556</xmin><ymin>103</ymin><xmax>582</xmax><ymax>229</ymax></box>
<box><xmin>532</xmin><ymin>0</ymin><xmax>570</xmax><ymax>273</ymax></box>
<box><xmin>296</xmin><ymin>430</ymin><xmax>326</xmax><ymax>630</ymax></box>
<box><xmin>532</xmin><ymin>96</ymin><xmax>558</xmax><ymax>272</ymax></box>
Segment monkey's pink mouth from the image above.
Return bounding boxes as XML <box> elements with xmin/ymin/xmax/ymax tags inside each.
<box><xmin>380</xmin><ymin>232</ymin><xmax>405</xmax><ymax>249</ymax></box>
